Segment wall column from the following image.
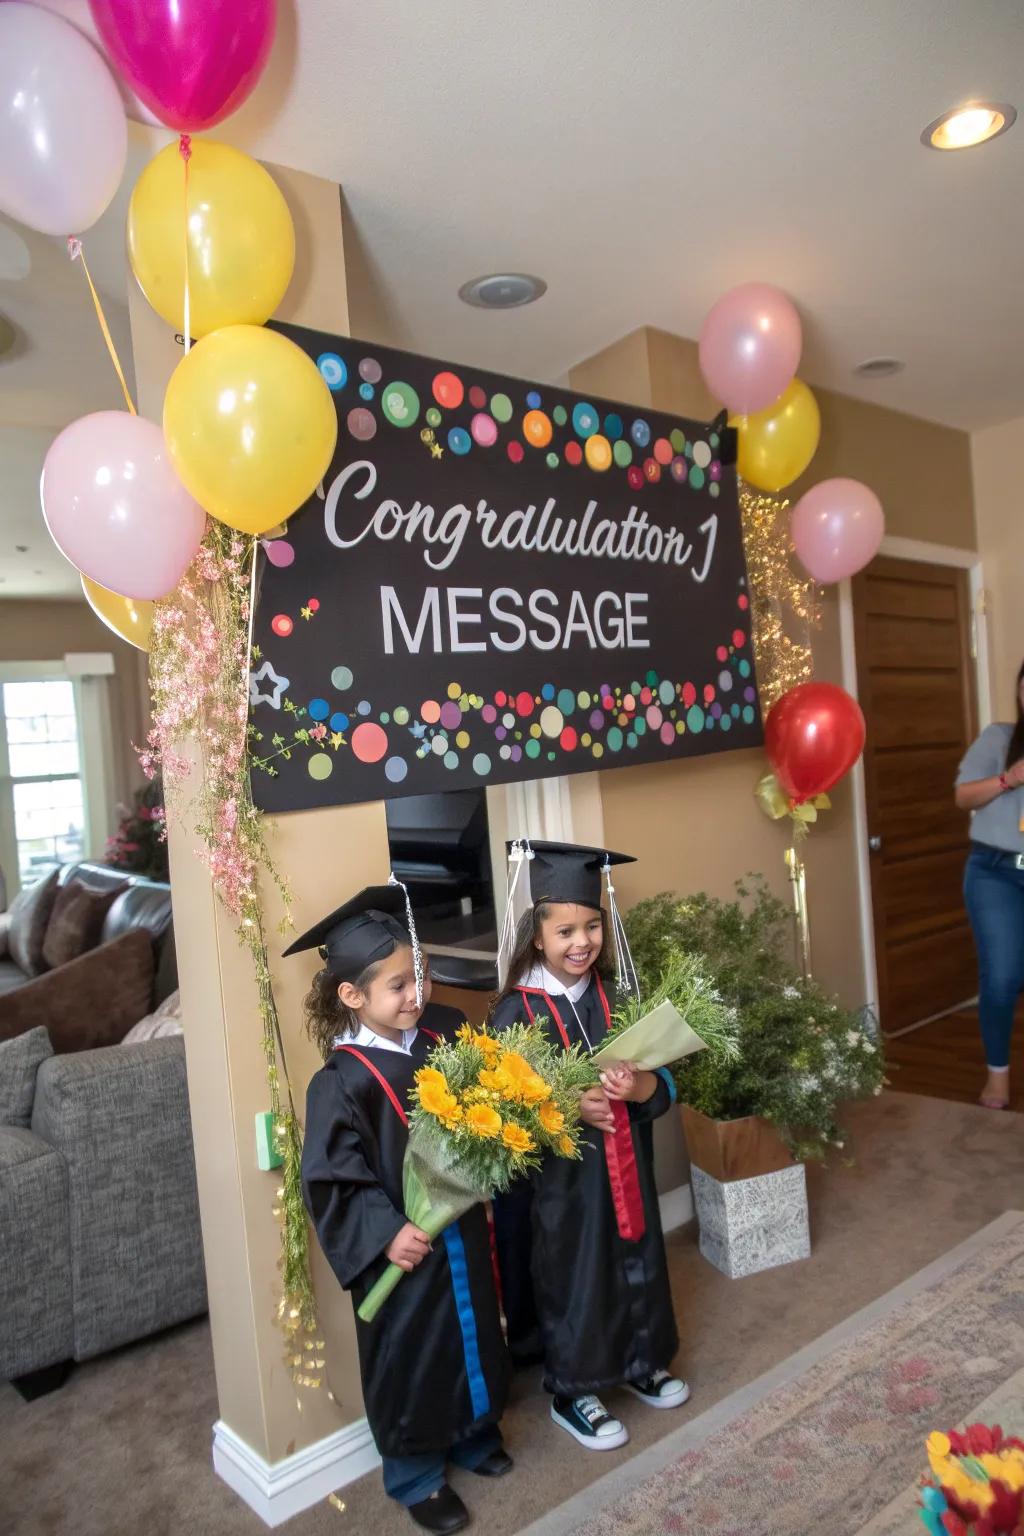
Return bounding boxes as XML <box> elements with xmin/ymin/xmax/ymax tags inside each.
<box><xmin>125</xmin><ymin>124</ymin><xmax>389</xmax><ymax>1518</ymax></box>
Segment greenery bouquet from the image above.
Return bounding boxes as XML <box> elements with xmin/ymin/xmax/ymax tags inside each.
<box><xmin>593</xmin><ymin>951</ymin><xmax>741</xmax><ymax>1075</ymax></box>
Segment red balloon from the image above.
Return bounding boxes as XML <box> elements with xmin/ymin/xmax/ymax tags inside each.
<box><xmin>88</xmin><ymin>0</ymin><xmax>276</xmax><ymax>132</ymax></box>
<box><xmin>764</xmin><ymin>683</ymin><xmax>865</xmax><ymax>803</ymax></box>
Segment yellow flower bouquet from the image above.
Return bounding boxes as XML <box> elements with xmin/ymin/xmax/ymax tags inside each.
<box><xmin>357</xmin><ymin>1022</ymin><xmax>592</xmax><ymax>1321</ymax></box>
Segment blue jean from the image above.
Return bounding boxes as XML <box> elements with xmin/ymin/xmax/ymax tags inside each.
<box><xmin>964</xmin><ymin>844</ymin><xmax>1024</xmax><ymax>1069</ymax></box>
<box><xmin>381</xmin><ymin>1425</ymin><xmax>503</xmax><ymax>1507</ymax></box>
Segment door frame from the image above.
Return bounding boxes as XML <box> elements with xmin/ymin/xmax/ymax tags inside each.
<box><xmin>838</xmin><ymin>536</ymin><xmax>991</xmax><ymax>1019</ymax></box>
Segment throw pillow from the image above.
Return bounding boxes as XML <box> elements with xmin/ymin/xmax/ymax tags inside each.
<box><xmin>41</xmin><ymin>878</ymin><xmax>128</xmax><ymax>971</ymax></box>
<box><xmin>123</xmin><ymin>989</ymin><xmax>183</xmax><ymax>1044</ymax></box>
<box><xmin>0</xmin><ymin>928</ymin><xmax>155</xmax><ymax>1053</ymax></box>
<box><xmin>6</xmin><ymin>868</ymin><xmax>60</xmax><ymax>977</ymax></box>
<box><xmin>0</xmin><ymin>1025</ymin><xmax>53</xmax><ymax>1127</ymax></box>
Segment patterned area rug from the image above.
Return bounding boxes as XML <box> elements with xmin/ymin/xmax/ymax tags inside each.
<box><xmin>519</xmin><ymin>1212</ymin><xmax>1024</xmax><ymax>1536</ymax></box>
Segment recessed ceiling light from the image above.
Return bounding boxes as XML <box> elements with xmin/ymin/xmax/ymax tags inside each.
<box><xmin>922</xmin><ymin>101</ymin><xmax>1016</xmax><ymax>150</ymax></box>
<box><xmin>458</xmin><ymin>273</ymin><xmax>547</xmax><ymax>310</ymax></box>
<box><xmin>853</xmin><ymin>357</ymin><xmax>905</xmax><ymax>378</ymax></box>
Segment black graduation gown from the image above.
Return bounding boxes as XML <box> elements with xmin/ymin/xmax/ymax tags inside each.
<box><xmin>301</xmin><ymin>1011</ymin><xmax>511</xmax><ymax>1458</ymax></box>
<box><xmin>491</xmin><ymin>976</ymin><xmax>680</xmax><ymax>1397</ymax></box>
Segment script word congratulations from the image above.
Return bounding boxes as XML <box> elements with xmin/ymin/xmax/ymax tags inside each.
<box><xmin>322</xmin><ymin>461</ymin><xmax>719</xmax><ymax>576</ymax></box>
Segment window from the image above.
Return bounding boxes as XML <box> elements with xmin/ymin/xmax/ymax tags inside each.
<box><xmin>0</xmin><ymin>678</ymin><xmax>86</xmax><ymax>889</ymax></box>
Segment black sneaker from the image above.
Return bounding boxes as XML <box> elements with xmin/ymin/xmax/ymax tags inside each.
<box><xmin>550</xmin><ymin>1393</ymin><xmax>629</xmax><ymax>1450</ymax></box>
<box><xmin>625</xmin><ymin>1369</ymin><xmax>691</xmax><ymax>1409</ymax></box>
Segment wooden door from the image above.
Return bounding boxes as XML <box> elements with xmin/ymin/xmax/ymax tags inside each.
<box><xmin>852</xmin><ymin>557</ymin><xmax>978</xmax><ymax>1032</ymax></box>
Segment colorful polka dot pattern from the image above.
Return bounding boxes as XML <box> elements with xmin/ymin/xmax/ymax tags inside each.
<box><xmin>312</xmin><ymin>348</ymin><xmax>725</xmax><ymax>494</ymax></box>
<box><xmin>270</xmin><ymin>586</ymin><xmax>756</xmax><ymax>785</ymax></box>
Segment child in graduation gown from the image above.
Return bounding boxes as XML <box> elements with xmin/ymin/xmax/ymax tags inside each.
<box><xmin>490</xmin><ymin>841</ymin><xmax>686</xmax><ymax>1452</ymax></box>
<box><xmin>292</xmin><ymin>884</ymin><xmax>512</xmax><ymax>1535</ymax></box>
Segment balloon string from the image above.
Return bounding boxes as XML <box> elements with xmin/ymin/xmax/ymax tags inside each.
<box><xmin>179</xmin><ymin>135</ymin><xmax>192</xmax><ymax>355</ymax></box>
<box><xmin>67</xmin><ymin>238</ymin><xmax>136</xmax><ymax>415</ymax></box>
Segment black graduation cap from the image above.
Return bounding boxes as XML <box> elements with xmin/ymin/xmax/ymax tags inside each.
<box><xmin>512</xmin><ymin>840</ymin><xmax>636</xmax><ymax>911</ymax></box>
<box><xmin>282</xmin><ymin>884</ymin><xmax>412</xmax><ymax>982</ymax></box>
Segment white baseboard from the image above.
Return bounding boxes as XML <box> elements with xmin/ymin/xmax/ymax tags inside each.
<box><xmin>212</xmin><ymin>1415</ymin><xmax>380</xmax><ymax>1528</ymax></box>
<box><xmin>658</xmin><ymin>1182</ymin><xmax>694</xmax><ymax>1233</ymax></box>
<box><xmin>214</xmin><ymin>1183</ymin><xmax>693</xmax><ymax>1525</ymax></box>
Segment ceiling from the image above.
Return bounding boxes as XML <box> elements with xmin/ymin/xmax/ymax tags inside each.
<box><xmin>1</xmin><ymin>0</ymin><xmax>1022</xmax><ymax>599</ymax></box>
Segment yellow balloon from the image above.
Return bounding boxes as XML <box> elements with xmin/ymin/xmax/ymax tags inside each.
<box><xmin>730</xmin><ymin>378</ymin><xmax>821</xmax><ymax>493</ymax></box>
<box><xmin>163</xmin><ymin>325</ymin><xmax>338</xmax><ymax>536</ymax></box>
<box><xmin>128</xmin><ymin>138</ymin><xmax>295</xmax><ymax>338</ymax></box>
<box><xmin>82</xmin><ymin>575</ymin><xmax>153</xmax><ymax>652</ymax></box>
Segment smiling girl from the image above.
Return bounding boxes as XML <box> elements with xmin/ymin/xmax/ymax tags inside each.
<box><xmin>488</xmin><ymin>841</ymin><xmax>685</xmax><ymax>1453</ymax></box>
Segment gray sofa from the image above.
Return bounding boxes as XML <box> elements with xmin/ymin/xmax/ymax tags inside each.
<box><xmin>0</xmin><ymin>1031</ymin><xmax>206</xmax><ymax>1398</ymax></box>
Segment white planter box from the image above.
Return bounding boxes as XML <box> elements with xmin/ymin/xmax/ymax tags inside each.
<box><xmin>690</xmin><ymin>1161</ymin><xmax>811</xmax><ymax>1279</ymax></box>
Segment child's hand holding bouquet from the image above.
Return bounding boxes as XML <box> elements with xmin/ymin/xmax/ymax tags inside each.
<box><xmin>358</xmin><ymin>1022</ymin><xmax>593</xmax><ymax>1321</ymax></box>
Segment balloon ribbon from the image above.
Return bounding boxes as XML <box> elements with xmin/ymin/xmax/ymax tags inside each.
<box><xmin>67</xmin><ymin>239</ymin><xmax>136</xmax><ymax>415</ymax></box>
<box><xmin>179</xmin><ymin>134</ymin><xmax>192</xmax><ymax>355</ymax></box>
<box><xmin>785</xmin><ymin>845</ymin><xmax>812</xmax><ymax>979</ymax></box>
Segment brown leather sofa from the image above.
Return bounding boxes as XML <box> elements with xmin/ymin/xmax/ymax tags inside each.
<box><xmin>0</xmin><ymin>860</ymin><xmax>177</xmax><ymax>1011</ymax></box>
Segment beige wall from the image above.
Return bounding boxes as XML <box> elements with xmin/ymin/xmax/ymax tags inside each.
<box><xmin>971</xmin><ymin>415</ymin><xmax>1024</xmax><ymax>717</ymax></box>
<box><xmin>126</xmin><ymin>125</ymin><xmax>386</xmax><ymax>1464</ymax></box>
<box><xmin>0</xmin><ymin>597</ymin><xmax>148</xmax><ymax>818</ymax></box>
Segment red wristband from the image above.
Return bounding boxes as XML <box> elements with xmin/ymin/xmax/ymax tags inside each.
<box><xmin>999</xmin><ymin>773</ymin><xmax>1010</xmax><ymax>792</ymax></box>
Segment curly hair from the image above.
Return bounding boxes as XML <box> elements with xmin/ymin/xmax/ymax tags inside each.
<box><xmin>489</xmin><ymin>902</ymin><xmax>614</xmax><ymax>1017</ymax></box>
<box><xmin>303</xmin><ymin>958</ymin><xmax>386</xmax><ymax>1061</ymax></box>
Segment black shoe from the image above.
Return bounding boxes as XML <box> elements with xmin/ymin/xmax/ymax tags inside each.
<box><xmin>469</xmin><ymin>1448</ymin><xmax>514</xmax><ymax>1478</ymax></box>
<box><xmin>408</xmin><ymin>1483</ymin><xmax>470</xmax><ymax>1534</ymax></box>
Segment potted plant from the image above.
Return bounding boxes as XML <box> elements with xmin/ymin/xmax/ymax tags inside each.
<box><xmin>105</xmin><ymin>777</ymin><xmax>169</xmax><ymax>882</ymax></box>
<box><xmin>625</xmin><ymin>879</ymin><xmax>884</xmax><ymax>1278</ymax></box>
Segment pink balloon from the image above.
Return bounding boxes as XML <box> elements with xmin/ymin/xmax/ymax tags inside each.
<box><xmin>41</xmin><ymin>413</ymin><xmax>206</xmax><ymax>601</ymax></box>
<box><xmin>262</xmin><ymin>538</ymin><xmax>295</xmax><ymax>568</ymax></box>
<box><xmin>0</xmin><ymin>3</ymin><xmax>127</xmax><ymax>236</ymax></box>
<box><xmin>791</xmin><ymin>478</ymin><xmax>885</xmax><ymax>584</ymax></box>
<box><xmin>88</xmin><ymin>0</ymin><xmax>276</xmax><ymax>132</ymax></box>
<box><xmin>699</xmin><ymin>283</ymin><xmax>802</xmax><ymax>415</ymax></box>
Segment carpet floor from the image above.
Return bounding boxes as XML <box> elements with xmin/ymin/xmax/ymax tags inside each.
<box><xmin>2</xmin><ymin>1091</ymin><xmax>1023</xmax><ymax>1536</ymax></box>
<box><xmin>519</xmin><ymin>1211</ymin><xmax>1024</xmax><ymax>1536</ymax></box>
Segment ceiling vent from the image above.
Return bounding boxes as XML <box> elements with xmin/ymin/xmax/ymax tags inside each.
<box><xmin>458</xmin><ymin>273</ymin><xmax>547</xmax><ymax>310</ymax></box>
<box><xmin>853</xmin><ymin>357</ymin><xmax>905</xmax><ymax>379</ymax></box>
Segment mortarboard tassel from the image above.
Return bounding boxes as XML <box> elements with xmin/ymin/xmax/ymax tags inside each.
<box><xmin>387</xmin><ymin>872</ymin><xmax>424</xmax><ymax>1009</ymax></box>
<box><xmin>603</xmin><ymin>857</ymin><xmax>639</xmax><ymax>996</ymax></box>
<box><xmin>497</xmin><ymin>839</ymin><xmax>534</xmax><ymax>987</ymax></box>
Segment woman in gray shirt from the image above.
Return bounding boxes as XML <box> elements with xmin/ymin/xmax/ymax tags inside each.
<box><xmin>955</xmin><ymin>661</ymin><xmax>1024</xmax><ymax>1108</ymax></box>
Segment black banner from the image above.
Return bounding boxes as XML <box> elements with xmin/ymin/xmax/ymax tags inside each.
<box><xmin>249</xmin><ymin>323</ymin><xmax>762</xmax><ymax>811</ymax></box>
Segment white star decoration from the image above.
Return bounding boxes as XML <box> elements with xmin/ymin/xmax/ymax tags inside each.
<box><xmin>249</xmin><ymin>661</ymin><xmax>290</xmax><ymax>710</ymax></box>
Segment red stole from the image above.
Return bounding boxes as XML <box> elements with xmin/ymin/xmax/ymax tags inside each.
<box><xmin>517</xmin><ymin>975</ymin><xmax>646</xmax><ymax>1243</ymax></box>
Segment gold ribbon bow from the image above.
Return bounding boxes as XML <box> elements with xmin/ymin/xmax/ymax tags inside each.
<box><xmin>755</xmin><ymin>773</ymin><xmax>831</xmax><ymax>841</ymax></box>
